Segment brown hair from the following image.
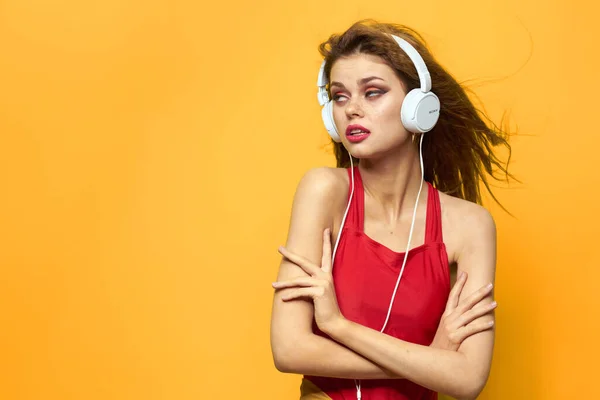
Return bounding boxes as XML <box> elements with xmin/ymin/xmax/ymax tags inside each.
<box><xmin>318</xmin><ymin>19</ymin><xmax>517</xmax><ymax>209</ymax></box>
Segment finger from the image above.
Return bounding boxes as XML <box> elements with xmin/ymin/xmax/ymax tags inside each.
<box><xmin>457</xmin><ymin>282</ymin><xmax>494</xmax><ymax>314</ymax></box>
<box><xmin>278</xmin><ymin>246</ymin><xmax>321</xmax><ymax>276</ymax></box>
<box><xmin>452</xmin><ymin>319</ymin><xmax>495</xmax><ymax>343</ymax></box>
<box><xmin>321</xmin><ymin>228</ymin><xmax>333</xmax><ymax>274</ymax></box>
<box><xmin>456</xmin><ymin>301</ymin><xmax>497</xmax><ymax>327</ymax></box>
<box><xmin>280</xmin><ymin>287</ymin><xmax>323</xmax><ymax>301</ymax></box>
<box><xmin>445</xmin><ymin>271</ymin><xmax>468</xmax><ymax>313</ymax></box>
<box><xmin>272</xmin><ymin>277</ymin><xmax>320</xmax><ymax>289</ymax></box>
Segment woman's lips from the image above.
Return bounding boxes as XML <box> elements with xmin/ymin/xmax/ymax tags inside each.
<box><xmin>346</xmin><ymin>132</ymin><xmax>370</xmax><ymax>143</ymax></box>
<box><xmin>345</xmin><ymin>124</ymin><xmax>370</xmax><ymax>142</ymax></box>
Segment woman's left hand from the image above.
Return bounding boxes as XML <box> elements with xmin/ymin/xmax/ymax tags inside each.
<box><xmin>272</xmin><ymin>228</ymin><xmax>344</xmax><ymax>334</ymax></box>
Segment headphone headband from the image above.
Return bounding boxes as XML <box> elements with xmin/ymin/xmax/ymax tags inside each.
<box><xmin>389</xmin><ymin>35</ymin><xmax>432</xmax><ymax>92</ymax></box>
<box><xmin>317</xmin><ymin>61</ymin><xmax>329</xmax><ymax>106</ymax></box>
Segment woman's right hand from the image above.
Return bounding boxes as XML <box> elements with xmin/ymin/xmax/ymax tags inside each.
<box><xmin>430</xmin><ymin>271</ymin><xmax>497</xmax><ymax>352</ymax></box>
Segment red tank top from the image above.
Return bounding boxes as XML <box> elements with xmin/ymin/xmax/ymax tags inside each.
<box><xmin>305</xmin><ymin>166</ymin><xmax>451</xmax><ymax>400</ymax></box>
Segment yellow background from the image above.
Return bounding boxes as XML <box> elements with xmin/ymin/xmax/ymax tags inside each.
<box><xmin>0</xmin><ymin>0</ymin><xmax>598</xmax><ymax>399</ymax></box>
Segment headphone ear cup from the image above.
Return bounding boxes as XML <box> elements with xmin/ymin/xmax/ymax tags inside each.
<box><xmin>401</xmin><ymin>89</ymin><xmax>440</xmax><ymax>133</ymax></box>
<box><xmin>322</xmin><ymin>101</ymin><xmax>341</xmax><ymax>143</ymax></box>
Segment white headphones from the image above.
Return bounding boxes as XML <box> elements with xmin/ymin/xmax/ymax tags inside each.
<box><xmin>317</xmin><ymin>34</ymin><xmax>440</xmax><ymax>142</ymax></box>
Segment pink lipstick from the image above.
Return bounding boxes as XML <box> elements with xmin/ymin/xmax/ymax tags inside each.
<box><xmin>345</xmin><ymin>124</ymin><xmax>371</xmax><ymax>143</ymax></box>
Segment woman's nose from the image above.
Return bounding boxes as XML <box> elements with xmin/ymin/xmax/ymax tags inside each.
<box><xmin>345</xmin><ymin>98</ymin><xmax>364</xmax><ymax>118</ymax></box>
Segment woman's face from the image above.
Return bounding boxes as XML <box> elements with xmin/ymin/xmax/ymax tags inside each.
<box><xmin>329</xmin><ymin>53</ymin><xmax>409</xmax><ymax>159</ymax></box>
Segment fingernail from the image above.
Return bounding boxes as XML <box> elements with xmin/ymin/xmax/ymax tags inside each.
<box><xmin>490</xmin><ymin>301</ymin><xmax>497</xmax><ymax>308</ymax></box>
<box><xmin>488</xmin><ymin>320</ymin><xmax>495</xmax><ymax>326</ymax></box>
<box><xmin>487</xmin><ymin>283</ymin><xmax>493</xmax><ymax>289</ymax></box>
<box><xmin>272</xmin><ymin>282</ymin><xmax>280</xmax><ymax>287</ymax></box>
<box><xmin>459</xmin><ymin>271</ymin><xmax>465</xmax><ymax>279</ymax></box>
<box><xmin>278</xmin><ymin>246</ymin><xmax>284</xmax><ymax>252</ymax></box>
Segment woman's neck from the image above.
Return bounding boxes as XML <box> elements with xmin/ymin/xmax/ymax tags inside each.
<box><xmin>358</xmin><ymin>146</ymin><xmax>424</xmax><ymax>224</ymax></box>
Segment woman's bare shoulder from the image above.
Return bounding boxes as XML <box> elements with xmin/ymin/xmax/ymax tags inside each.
<box><xmin>296</xmin><ymin>167</ymin><xmax>349</xmax><ymax>204</ymax></box>
<box><xmin>298</xmin><ymin>166</ymin><xmax>347</xmax><ymax>189</ymax></box>
<box><xmin>438</xmin><ymin>191</ymin><xmax>492</xmax><ymax>219</ymax></box>
<box><xmin>295</xmin><ymin>167</ymin><xmax>350</xmax><ymax>236</ymax></box>
<box><xmin>437</xmin><ymin>191</ymin><xmax>496</xmax><ymax>263</ymax></box>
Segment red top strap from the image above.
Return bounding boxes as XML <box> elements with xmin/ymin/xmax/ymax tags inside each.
<box><xmin>424</xmin><ymin>181</ymin><xmax>444</xmax><ymax>243</ymax></box>
<box><xmin>343</xmin><ymin>166</ymin><xmax>363</xmax><ymax>231</ymax></box>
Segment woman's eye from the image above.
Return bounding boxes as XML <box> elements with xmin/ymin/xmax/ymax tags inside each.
<box><xmin>366</xmin><ymin>90</ymin><xmax>383</xmax><ymax>98</ymax></box>
<box><xmin>332</xmin><ymin>90</ymin><xmax>384</xmax><ymax>102</ymax></box>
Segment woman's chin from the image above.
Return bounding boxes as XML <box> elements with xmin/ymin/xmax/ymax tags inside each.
<box><xmin>347</xmin><ymin>148</ymin><xmax>378</xmax><ymax>161</ymax></box>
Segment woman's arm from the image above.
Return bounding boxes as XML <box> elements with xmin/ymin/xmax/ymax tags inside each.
<box><xmin>270</xmin><ymin>167</ymin><xmax>400</xmax><ymax>379</ymax></box>
<box><xmin>319</xmin><ymin>205</ymin><xmax>497</xmax><ymax>399</ymax></box>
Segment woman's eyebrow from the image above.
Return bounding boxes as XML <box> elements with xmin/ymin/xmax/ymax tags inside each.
<box><xmin>330</xmin><ymin>76</ymin><xmax>386</xmax><ymax>88</ymax></box>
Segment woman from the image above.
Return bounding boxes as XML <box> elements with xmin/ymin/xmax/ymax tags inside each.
<box><xmin>270</xmin><ymin>20</ymin><xmax>514</xmax><ymax>400</ymax></box>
